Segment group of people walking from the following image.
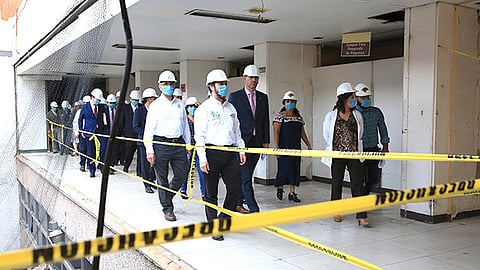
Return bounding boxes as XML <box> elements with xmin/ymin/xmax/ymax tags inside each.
<box><xmin>46</xmin><ymin>64</ymin><xmax>389</xmax><ymax>240</ymax></box>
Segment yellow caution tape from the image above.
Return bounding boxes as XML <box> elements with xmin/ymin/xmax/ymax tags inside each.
<box><xmin>1</xmin><ymin>178</ymin><xmax>479</xmax><ymax>270</ymax></box>
<box><xmin>48</xmin><ymin>120</ymin><xmax>480</xmax><ymax>162</ymax></box>
<box><xmin>88</xmin><ymin>134</ymin><xmax>101</xmax><ymax>165</ymax></box>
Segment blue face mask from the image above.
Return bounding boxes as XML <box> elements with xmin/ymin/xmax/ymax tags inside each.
<box><xmin>94</xmin><ymin>99</ymin><xmax>101</xmax><ymax>105</ymax></box>
<box><xmin>361</xmin><ymin>99</ymin><xmax>371</xmax><ymax>108</ymax></box>
<box><xmin>131</xmin><ymin>100</ymin><xmax>139</xmax><ymax>106</ymax></box>
<box><xmin>217</xmin><ymin>85</ymin><xmax>228</xmax><ymax>98</ymax></box>
<box><xmin>52</xmin><ymin>107</ymin><xmax>58</xmax><ymax>112</ymax></box>
<box><xmin>163</xmin><ymin>85</ymin><xmax>174</xmax><ymax>96</ymax></box>
<box><xmin>285</xmin><ymin>102</ymin><xmax>296</xmax><ymax>111</ymax></box>
<box><xmin>348</xmin><ymin>99</ymin><xmax>357</xmax><ymax>108</ymax></box>
<box><xmin>109</xmin><ymin>103</ymin><xmax>117</xmax><ymax>109</ymax></box>
<box><xmin>187</xmin><ymin>107</ymin><xmax>196</xmax><ymax>115</ymax></box>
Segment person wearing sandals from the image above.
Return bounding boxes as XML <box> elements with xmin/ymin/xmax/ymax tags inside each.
<box><xmin>273</xmin><ymin>91</ymin><xmax>312</xmax><ymax>203</ymax></box>
<box><xmin>321</xmin><ymin>82</ymin><xmax>369</xmax><ymax>226</ymax></box>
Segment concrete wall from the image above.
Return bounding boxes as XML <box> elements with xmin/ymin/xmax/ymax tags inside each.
<box><xmin>180</xmin><ymin>60</ymin><xmax>229</xmax><ymax>103</ymax></box>
<box><xmin>16</xmin><ymin>78</ymin><xmax>48</xmax><ymax>152</ymax></box>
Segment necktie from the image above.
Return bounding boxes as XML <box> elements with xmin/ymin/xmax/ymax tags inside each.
<box><xmin>111</xmin><ymin>109</ymin><xmax>115</xmax><ymax>122</ymax></box>
<box><xmin>249</xmin><ymin>92</ymin><xmax>256</xmax><ymax>115</ymax></box>
<box><xmin>249</xmin><ymin>92</ymin><xmax>256</xmax><ymax>136</ymax></box>
<box><xmin>94</xmin><ymin>105</ymin><xmax>98</xmax><ymax>118</ymax></box>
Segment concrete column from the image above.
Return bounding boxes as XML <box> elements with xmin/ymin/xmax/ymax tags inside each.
<box><xmin>254</xmin><ymin>42</ymin><xmax>316</xmax><ymax>183</ymax></box>
<box><xmin>134</xmin><ymin>71</ymin><xmax>161</xmax><ymax>94</ymax></box>
<box><xmin>403</xmin><ymin>3</ymin><xmax>480</xmax><ymax>222</ymax></box>
<box><xmin>16</xmin><ymin>77</ymin><xmax>48</xmax><ymax>152</ymax></box>
<box><xmin>179</xmin><ymin>60</ymin><xmax>229</xmax><ymax>102</ymax></box>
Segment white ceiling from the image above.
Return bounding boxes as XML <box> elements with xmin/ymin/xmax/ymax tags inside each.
<box><xmin>23</xmin><ymin>0</ymin><xmax>478</xmax><ymax>77</ymax></box>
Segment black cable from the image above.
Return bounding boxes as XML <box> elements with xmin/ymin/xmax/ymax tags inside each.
<box><xmin>92</xmin><ymin>0</ymin><xmax>132</xmax><ymax>269</ymax></box>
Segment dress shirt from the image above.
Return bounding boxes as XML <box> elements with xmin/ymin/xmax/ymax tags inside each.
<box><xmin>143</xmin><ymin>94</ymin><xmax>190</xmax><ymax>154</ymax></box>
<box><xmin>194</xmin><ymin>97</ymin><xmax>245</xmax><ymax>162</ymax></box>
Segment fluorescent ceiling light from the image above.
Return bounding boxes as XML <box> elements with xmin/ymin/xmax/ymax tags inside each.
<box><xmin>185</xmin><ymin>9</ymin><xmax>275</xmax><ymax>24</ymax></box>
<box><xmin>77</xmin><ymin>61</ymin><xmax>124</xmax><ymax>66</ymax></box>
<box><xmin>112</xmin><ymin>44</ymin><xmax>179</xmax><ymax>51</ymax></box>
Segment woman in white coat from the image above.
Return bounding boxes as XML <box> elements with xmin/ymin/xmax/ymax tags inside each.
<box><xmin>321</xmin><ymin>82</ymin><xmax>369</xmax><ymax>226</ymax></box>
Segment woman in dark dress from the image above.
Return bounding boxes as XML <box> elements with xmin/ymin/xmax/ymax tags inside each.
<box><xmin>273</xmin><ymin>91</ymin><xmax>312</xmax><ymax>202</ymax></box>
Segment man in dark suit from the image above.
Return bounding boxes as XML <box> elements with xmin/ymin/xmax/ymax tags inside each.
<box><xmin>121</xmin><ymin>90</ymin><xmax>141</xmax><ymax>175</ymax></box>
<box><xmin>133</xmin><ymin>88</ymin><xmax>158</xmax><ymax>193</ymax></box>
<box><xmin>78</xmin><ymin>88</ymin><xmax>110</xmax><ymax>177</ymax></box>
<box><xmin>228</xmin><ymin>64</ymin><xmax>270</xmax><ymax>213</ymax></box>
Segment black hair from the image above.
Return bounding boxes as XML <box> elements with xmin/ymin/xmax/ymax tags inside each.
<box><xmin>333</xmin><ymin>92</ymin><xmax>354</xmax><ymax>113</ymax></box>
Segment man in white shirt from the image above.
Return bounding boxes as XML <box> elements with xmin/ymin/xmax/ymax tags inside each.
<box><xmin>195</xmin><ymin>69</ymin><xmax>246</xmax><ymax>241</ymax></box>
<box><xmin>143</xmin><ymin>70</ymin><xmax>191</xmax><ymax>222</ymax></box>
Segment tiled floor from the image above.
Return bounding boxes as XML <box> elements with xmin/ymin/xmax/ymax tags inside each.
<box><xmin>26</xmin><ymin>153</ymin><xmax>480</xmax><ymax>269</ymax></box>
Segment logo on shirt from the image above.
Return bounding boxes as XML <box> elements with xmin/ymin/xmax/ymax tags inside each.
<box><xmin>210</xmin><ymin>111</ymin><xmax>220</xmax><ymax>120</ymax></box>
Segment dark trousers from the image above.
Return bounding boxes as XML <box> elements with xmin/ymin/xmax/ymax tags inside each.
<box><xmin>79</xmin><ymin>135</ymin><xmax>87</xmax><ymax>167</ymax></box>
<box><xmin>331</xmin><ymin>158</ymin><xmax>367</xmax><ymax>219</ymax></box>
<box><xmin>123</xmin><ymin>140</ymin><xmax>137</xmax><ymax>171</ymax></box>
<box><xmin>85</xmin><ymin>134</ymin><xmax>106</xmax><ymax>174</ymax></box>
<box><xmin>138</xmin><ymin>144</ymin><xmax>156</xmax><ymax>188</ymax></box>
<box><xmin>363</xmin><ymin>147</ymin><xmax>382</xmax><ymax>193</ymax></box>
<box><xmin>152</xmin><ymin>138</ymin><xmax>188</xmax><ymax>214</ymax></box>
<box><xmin>239</xmin><ymin>152</ymin><xmax>260</xmax><ymax>212</ymax></box>
<box><xmin>203</xmin><ymin>149</ymin><xmax>243</xmax><ymax>221</ymax></box>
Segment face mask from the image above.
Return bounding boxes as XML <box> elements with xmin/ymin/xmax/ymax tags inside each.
<box><xmin>94</xmin><ymin>99</ymin><xmax>101</xmax><ymax>105</ymax></box>
<box><xmin>187</xmin><ymin>107</ymin><xmax>196</xmax><ymax>115</ymax></box>
<box><xmin>217</xmin><ymin>85</ymin><xmax>228</xmax><ymax>98</ymax></box>
<box><xmin>285</xmin><ymin>102</ymin><xmax>296</xmax><ymax>111</ymax></box>
<box><xmin>163</xmin><ymin>85</ymin><xmax>174</xmax><ymax>96</ymax></box>
<box><xmin>131</xmin><ymin>100</ymin><xmax>139</xmax><ymax>106</ymax></box>
<box><xmin>348</xmin><ymin>99</ymin><xmax>357</xmax><ymax>108</ymax></box>
<box><xmin>62</xmin><ymin>106</ymin><xmax>69</xmax><ymax>110</ymax></box>
<box><xmin>52</xmin><ymin>107</ymin><xmax>58</xmax><ymax>112</ymax></box>
<box><xmin>361</xmin><ymin>99</ymin><xmax>371</xmax><ymax>108</ymax></box>
<box><xmin>109</xmin><ymin>103</ymin><xmax>117</xmax><ymax>109</ymax></box>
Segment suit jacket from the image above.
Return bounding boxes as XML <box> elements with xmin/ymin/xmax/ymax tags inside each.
<box><xmin>78</xmin><ymin>103</ymin><xmax>110</xmax><ymax>138</ymax></box>
<box><xmin>121</xmin><ymin>104</ymin><xmax>140</xmax><ymax>138</ymax></box>
<box><xmin>133</xmin><ymin>105</ymin><xmax>148</xmax><ymax>145</ymax></box>
<box><xmin>228</xmin><ymin>88</ymin><xmax>270</xmax><ymax>147</ymax></box>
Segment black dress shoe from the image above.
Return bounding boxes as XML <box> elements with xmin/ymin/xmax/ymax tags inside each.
<box><xmin>276</xmin><ymin>189</ymin><xmax>284</xmax><ymax>200</ymax></box>
<box><xmin>109</xmin><ymin>169</ymin><xmax>114</xmax><ymax>175</ymax></box>
<box><xmin>80</xmin><ymin>166</ymin><xmax>86</xmax><ymax>172</ymax></box>
<box><xmin>180</xmin><ymin>190</ymin><xmax>188</xmax><ymax>200</ymax></box>
<box><xmin>89</xmin><ymin>172</ymin><xmax>95</xmax><ymax>178</ymax></box>
<box><xmin>164</xmin><ymin>212</ymin><xmax>176</xmax><ymax>222</ymax></box>
<box><xmin>123</xmin><ymin>167</ymin><xmax>128</xmax><ymax>173</ymax></box>
<box><xmin>151</xmin><ymin>185</ymin><xmax>157</xmax><ymax>190</ymax></box>
<box><xmin>288</xmin><ymin>192</ymin><xmax>301</xmax><ymax>203</ymax></box>
<box><xmin>145</xmin><ymin>186</ymin><xmax>154</xmax><ymax>193</ymax></box>
<box><xmin>211</xmin><ymin>235</ymin><xmax>224</xmax><ymax>241</ymax></box>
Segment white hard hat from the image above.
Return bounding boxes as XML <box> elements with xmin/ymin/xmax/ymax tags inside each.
<box><xmin>50</xmin><ymin>101</ymin><xmax>58</xmax><ymax>108</ymax></box>
<box><xmin>206</xmin><ymin>69</ymin><xmax>229</xmax><ymax>86</ymax></box>
<box><xmin>107</xmin><ymin>94</ymin><xmax>116</xmax><ymax>103</ymax></box>
<box><xmin>355</xmin><ymin>83</ymin><xmax>372</xmax><ymax>97</ymax></box>
<box><xmin>142</xmin><ymin>88</ymin><xmax>158</xmax><ymax>99</ymax></box>
<box><xmin>185</xmin><ymin>96</ymin><xmax>198</xmax><ymax>106</ymax></box>
<box><xmin>282</xmin><ymin>91</ymin><xmax>297</xmax><ymax>101</ymax></box>
<box><xmin>129</xmin><ymin>90</ymin><xmax>141</xmax><ymax>100</ymax></box>
<box><xmin>82</xmin><ymin>95</ymin><xmax>91</xmax><ymax>103</ymax></box>
<box><xmin>61</xmin><ymin>100</ymin><xmax>70</xmax><ymax>108</ymax></box>
<box><xmin>115</xmin><ymin>91</ymin><xmax>121</xmax><ymax>98</ymax></box>
<box><xmin>91</xmin><ymin>88</ymin><xmax>104</xmax><ymax>99</ymax></box>
<box><xmin>243</xmin><ymin>64</ymin><xmax>259</xmax><ymax>77</ymax></box>
<box><xmin>336</xmin><ymin>82</ymin><xmax>355</xmax><ymax>97</ymax></box>
<box><xmin>158</xmin><ymin>70</ymin><xmax>177</xmax><ymax>83</ymax></box>
<box><xmin>173</xmin><ymin>88</ymin><xmax>182</xmax><ymax>96</ymax></box>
